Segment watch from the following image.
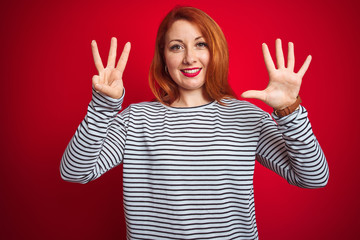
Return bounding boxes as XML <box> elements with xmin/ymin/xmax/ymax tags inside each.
<box><xmin>273</xmin><ymin>96</ymin><xmax>302</xmax><ymax>117</ymax></box>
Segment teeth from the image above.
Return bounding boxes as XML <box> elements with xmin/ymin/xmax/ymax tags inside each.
<box><xmin>182</xmin><ymin>68</ymin><xmax>200</xmax><ymax>73</ymax></box>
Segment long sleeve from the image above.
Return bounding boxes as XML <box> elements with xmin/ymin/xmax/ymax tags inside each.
<box><xmin>60</xmin><ymin>89</ymin><xmax>129</xmax><ymax>184</ymax></box>
<box><xmin>256</xmin><ymin>106</ymin><xmax>329</xmax><ymax>188</ymax></box>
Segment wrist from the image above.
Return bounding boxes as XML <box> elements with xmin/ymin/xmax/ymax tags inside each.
<box><xmin>273</xmin><ymin>96</ymin><xmax>302</xmax><ymax>117</ymax></box>
<box><xmin>91</xmin><ymin>87</ymin><xmax>125</xmax><ymax>111</ymax></box>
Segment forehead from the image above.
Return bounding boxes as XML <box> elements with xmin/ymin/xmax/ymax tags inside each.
<box><xmin>165</xmin><ymin>20</ymin><xmax>202</xmax><ymax>41</ymax></box>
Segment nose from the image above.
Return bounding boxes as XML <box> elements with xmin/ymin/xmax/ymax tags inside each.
<box><xmin>183</xmin><ymin>48</ymin><xmax>196</xmax><ymax>65</ymax></box>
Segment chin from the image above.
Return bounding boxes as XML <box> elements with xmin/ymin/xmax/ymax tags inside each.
<box><xmin>180</xmin><ymin>83</ymin><xmax>205</xmax><ymax>91</ymax></box>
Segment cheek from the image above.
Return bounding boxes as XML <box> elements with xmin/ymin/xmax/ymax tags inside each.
<box><xmin>165</xmin><ymin>54</ymin><xmax>179</xmax><ymax>70</ymax></box>
<box><xmin>164</xmin><ymin>53</ymin><xmax>180</xmax><ymax>81</ymax></box>
<box><xmin>199</xmin><ymin>52</ymin><xmax>210</xmax><ymax>67</ymax></box>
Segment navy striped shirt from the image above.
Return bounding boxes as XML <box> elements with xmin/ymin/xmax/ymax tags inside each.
<box><xmin>60</xmin><ymin>89</ymin><xmax>329</xmax><ymax>240</ymax></box>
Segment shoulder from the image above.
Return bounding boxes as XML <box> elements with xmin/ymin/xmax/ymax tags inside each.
<box><xmin>123</xmin><ymin>100</ymin><xmax>164</xmax><ymax>115</ymax></box>
<box><xmin>218</xmin><ymin>98</ymin><xmax>268</xmax><ymax>117</ymax></box>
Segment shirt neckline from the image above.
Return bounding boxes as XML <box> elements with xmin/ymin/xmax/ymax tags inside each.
<box><xmin>159</xmin><ymin>100</ymin><xmax>217</xmax><ymax>112</ymax></box>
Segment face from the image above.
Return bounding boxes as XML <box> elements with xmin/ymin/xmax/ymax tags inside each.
<box><xmin>164</xmin><ymin>20</ymin><xmax>210</xmax><ymax>93</ymax></box>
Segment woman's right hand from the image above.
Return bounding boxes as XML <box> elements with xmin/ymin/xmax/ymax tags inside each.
<box><xmin>91</xmin><ymin>37</ymin><xmax>131</xmax><ymax>99</ymax></box>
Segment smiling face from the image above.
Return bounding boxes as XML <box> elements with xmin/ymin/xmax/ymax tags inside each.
<box><xmin>164</xmin><ymin>20</ymin><xmax>210</xmax><ymax>94</ymax></box>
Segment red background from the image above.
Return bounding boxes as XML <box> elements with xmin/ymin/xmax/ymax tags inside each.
<box><xmin>1</xmin><ymin>0</ymin><xmax>359</xmax><ymax>239</ymax></box>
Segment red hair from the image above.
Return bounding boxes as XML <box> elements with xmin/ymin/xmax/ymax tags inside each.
<box><xmin>149</xmin><ymin>6</ymin><xmax>236</xmax><ymax>105</ymax></box>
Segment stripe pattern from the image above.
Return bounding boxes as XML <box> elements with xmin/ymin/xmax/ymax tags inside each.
<box><xmin>60</xmin><ymin>90</ymin><xmax>329</xmax><ymax>240</ymax></box>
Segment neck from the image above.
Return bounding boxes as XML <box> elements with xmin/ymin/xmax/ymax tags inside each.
<box><xmin>171</xmin><ymin>88</ymin><xmax>212</xmax><ymax>108</ymax></box>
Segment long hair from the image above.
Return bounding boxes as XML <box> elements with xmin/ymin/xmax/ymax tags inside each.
<box><xmin>149</xmin><ymin>6</ymin><xmax>236</xmax><ymax>105</ymax></box>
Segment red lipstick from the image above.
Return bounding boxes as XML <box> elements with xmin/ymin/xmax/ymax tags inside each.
<box><xmin>180</xmin><ymin>68</ymin><xmax>202</xmax><ymax>77</ymax></box>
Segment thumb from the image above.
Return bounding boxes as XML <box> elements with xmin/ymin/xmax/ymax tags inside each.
<box><xmin>94</xmin><ymin>83</ymin><xmax>109</xmax><ymax>95</ymax></box>
<box><xmin>241</xmin><ymin>90</ymin><xmax>267</xmax><ymax>102</ymax></box>
<box><xmin>94</xmin><ymin>83</ymin><xmax>123</xmax><ymax>99</ymax></box>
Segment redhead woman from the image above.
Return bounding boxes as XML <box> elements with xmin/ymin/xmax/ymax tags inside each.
<box><xmin>60</xmin><ymin>6</ymin><xmax>329</xmax><ymax>240</ymax></box>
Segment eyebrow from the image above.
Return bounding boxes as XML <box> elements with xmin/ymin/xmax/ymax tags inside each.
<box><xmin>169</xmin><ymin>36</ymin><xmax>204</xmax><ymax>44</ymax></box>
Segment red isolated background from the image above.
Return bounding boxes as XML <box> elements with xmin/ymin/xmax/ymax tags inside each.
<box><xmin>1</xmin><ymin>0</ymin><xmax>359</xmax><ymax>239</ymax></box>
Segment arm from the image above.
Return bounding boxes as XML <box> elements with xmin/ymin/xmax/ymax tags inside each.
<box><xmin>256</xmin><ymin>106</ymin><xmax>329</xmax><ymax>188</ymax></box>
<box><xmin>242</xmin><ymin>39</ymin><xmax>329</xmax><ymax>188</ymax></box>
<box><xmin>60</xmin><ymin>90</ymin><xmax>129</xmax><ymax>184</ymax></box>
<box><xmin>60</xmin><ymin>37</ymin><xmax>131</xmax><ymax>184</ymax></box>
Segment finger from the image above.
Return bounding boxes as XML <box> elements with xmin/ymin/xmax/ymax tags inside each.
<box><xmin>116</xmin><ymin>42</ymin><xmax>131</xmax><ymax>73</ymax></box>
<box><xmin>93</xmin><ymin>83</ymin><xmax>108</xmax><ymax>95</ymax></box>
<box><xmin>287</xmin><ymin>42</ymin><xmax>295</xmax><ymax>71</ymax></box>
<box><xmin>93</xmin><ymin>76</ymin><xmax>107</xmax><ymax>93</ymax></box>
<box><xmin>91</xmin><ymin>40</ymin><xmax>104</xmax><ymax>73</ymax></box>
<box><xmin>102</xmin><ymin>70</ymin><xmax>108</xmax><ymax>85</ymax></box>
<box><xmin>107</xmin><ymin>37</ymin><xmax>117</xmax><ymax>68</ymax></box>
<box><xmin>262</xmin><ymin>43</ymin><xmax>276</xmax><ymax>72</ymax></box>
<box><xmin>275</xmin><ymin>38</ymin><xmax>285</xmax><ymax>69</ymax></box>
<box><xmin>94</xmin><ymin>83</ymin><xmax>123</xmax><ymax>99</ymax></box>
<box><xmin>94</xmin><ymin>82</ymin><xmax>107</xmax><ymax>95</ymax></box>
<box><xmin>241</xmin><ymin>90</ymin><xmax>267</xmax><ymax>102</ymax></box>
<box><xmin>297</xmin><ymin>55</ymin><xmax>312</xmax><ymax>77</ymax></box>
<box><xmin>92</xmin><ymin>75</ymin><xmax>100</xmax><ymax>87</ymax></box>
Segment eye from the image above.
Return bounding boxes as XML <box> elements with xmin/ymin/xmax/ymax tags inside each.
<box><xmin>170</xmin><ymin>44</ymin><xmax>183</xmax><ymax>51</ymax></box>
<box><xmin>196</xmin><ymin>42</ymin><xmax>208</xmax><ymax>48</ymax></box>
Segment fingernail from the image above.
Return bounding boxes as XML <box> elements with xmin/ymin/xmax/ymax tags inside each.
<box><xmin>95</xmin><ymin>83</ymin><xmax>102</xmax><ymax>90</ymax></box>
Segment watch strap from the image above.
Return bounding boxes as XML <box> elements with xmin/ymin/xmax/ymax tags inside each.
<box><xmin>273</xmin><ymin>96</ymin><xmax>302</xmax><ymax>117</ymax></box>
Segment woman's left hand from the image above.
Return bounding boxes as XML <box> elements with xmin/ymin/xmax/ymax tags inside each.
<box><xmin>241</xmin><ymin>38</ymin><xmax>312</xmax><ymax>110</ymax></box>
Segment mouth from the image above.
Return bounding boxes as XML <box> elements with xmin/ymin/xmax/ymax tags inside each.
<box><xmin>180</xmin><ymin>68</ymin><xmax>202</xmax><ymax>77</ymax></box>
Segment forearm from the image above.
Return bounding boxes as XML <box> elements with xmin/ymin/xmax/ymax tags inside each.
<box><xmin>60</xmin><ymin>89</ymin><xmax>125</xmax><ymax>184</ymax></box>
<box><xmin>257</xmin><ymin>106</ymin><xmax>329</xmax><ymax>188</ymax></box>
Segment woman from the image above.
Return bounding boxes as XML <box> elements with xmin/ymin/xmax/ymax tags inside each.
<box><xmin>60</xmin><ymin>6</ymin><xmax>329</xmax><ymax>240</ymax></box>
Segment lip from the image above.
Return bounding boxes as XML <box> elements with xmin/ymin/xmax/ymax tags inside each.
<box><xmin>180</xmin><ymin>68</ymin><xmax>202</xmax><ymax>77</ymax></box>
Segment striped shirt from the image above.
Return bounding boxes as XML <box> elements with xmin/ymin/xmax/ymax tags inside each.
<box><xmin>60</xmin><ymin>89</ymin><xmax>329</xmax><ymax>240</ymax></box>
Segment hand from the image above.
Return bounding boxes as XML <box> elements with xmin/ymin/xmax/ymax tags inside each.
<box><xmin>91</xmin><ymin>37</ymin><xmax>131</xmax><ymax>99</ymax></box>
<box><xmin>241</xmin><ymin>38</ymin><xmax>312</xmax><ymax>110</ymax></box>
